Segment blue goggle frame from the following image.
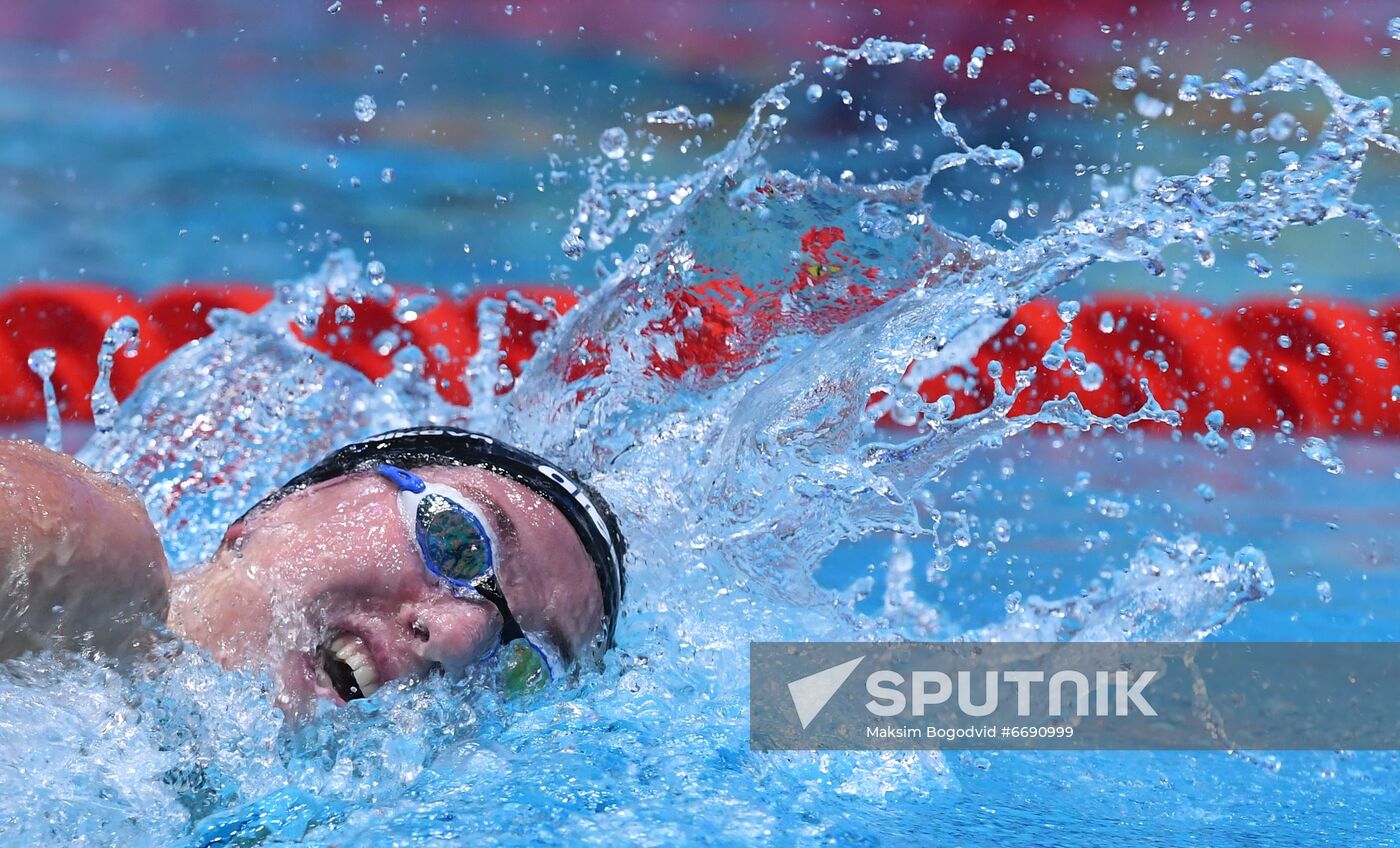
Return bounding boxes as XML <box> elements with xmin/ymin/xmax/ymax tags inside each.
<box><xmin>377</xmin><ymin>463</ymin><xmax>557</xmax><ymax>694</ymax></box>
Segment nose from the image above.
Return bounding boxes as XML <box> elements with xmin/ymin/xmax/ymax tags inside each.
<box><xmin>403</xmin><ymin>596</ymin><xmax>500</xmax><ymax>672</ymax></box>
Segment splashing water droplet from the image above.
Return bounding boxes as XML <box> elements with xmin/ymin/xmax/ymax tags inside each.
<box><xmin>942</xmin><ymin>54</ymin><xmax>960</xmax><ymax>73</ymax></box>
<box><xmin>561</xmin><ymin>231</ymin><xmax>585</xmax><ymax>259</ymax></box>
<box><xmin>1231</xmin><ymin>427</ymin><xmax>1256</xmax><ymax>450</ymax></box>
<box><xmin>1080</xmin><ymin>362</ymin><xmax>1105</xmax><ymax>391</ymax></box>
<box><xmin>1389</xmin><ymin>16</ymin><xmax>1400</xmax><ymax>40</ymax></box>
<box><xmin>26</xmin><ymin>348</ymin><xmax>62</xmax><ymax>451</ymax></box>
<box><xmin>805</xmin><ymin>83</ymin><xmax>823</xmax><ymax>103</ymax></box>
<box><xmin>1057</xmin><ymin>300</ymin><xmax>1081</xmax><ymax>322</ymax></box>
<box><xmin>599</xmin><ymin>126</ymin><xmax>628</xmax><ymax>160</ymax></box>
<box><xmin>334</xmin><ymin>304</ymin><xmax>356</xmax><ymax>324</ymax></box>
<box><xmin>1268</xmin><ymin>112</ymin><xmax>1297</xmax><ymax>141</ymax></box>
<box><xmin>1112</xmin><ymin>66</ymin><xmax>1138</xmax><ymax>90</ymax></box>
<box><xmin>354</xmin><ymin>94</ymin><xmax>377</xmax><ymax>122</ymax></box>
<box><xmin>91</xmin><ymin>317</ymin><xmax>140</xmax><ymax>436</ymax></box>
<box><xmin>1246</xmin><ymin>253</ymin><xmax>1273</xmax><ymax>277</ymax></box>
<box><xmin>966</xmin><ymin>46</ymin><xmax>986</xmax><ymax>79</ymax></box>
<box><xmin>1068</xmin><ymin>87</ymin><xmax>1100</xmax><ymax>107</ymax></box>
<box><xmin>1301</xmin><ymin>436</ymin><xmax>1344</xmax><ymax>474</ymax></box>
<box><xmin>366</xmin><ymin>260</ymin><xmax>387</xmax><ymax>285</ymax></box>
<box><xmin>1135</xmin><ymin>92</ymin><xmax>1167</xmax><ymax>119</ymax></box>
<box><xmin>1228</xmin><ymin>347</ymin><xmax>1251</xmax><ymax>372</ymax></box>
<box><xmin>1028</xmin><ymin>79</ymin><xmax>1052</xmax><ymax>95</ymax></box>
<box><xmin>821</xmin><ymin>54</ymin><xmax>849</xmax><ymax>79</ymax></box>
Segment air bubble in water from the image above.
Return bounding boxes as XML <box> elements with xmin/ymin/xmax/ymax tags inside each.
<box><xmin>1004</xmin><ymin>591</ymin><xmax>1022</xmax><ymax>614</ymax></box>
<box><xmin>1098</xmin><ymin>311</ymin><xmax>1115</xmax><ymax>333</ymax></box>
<box><xmin>1057</xmin><ymin>300</ymin><xmax>1081</xmax><ymax>322</ymax></box>
<box><xmin>1028</xmin><ymin>79</ymin><xmax>1052</xmax><ymax>95</ymax></box>
<box><xmin>1228</xmin><ymin>346</ymin><xmax>1251</xmax><ymax>372</ymax></box>
<box><xmin>942</xmin><ymin>54</ymin><xmax>960</xmax><ymax>73</ymax></box>
<box><xmin>1111</xmin><ymin>66</ymin><xmax>1138</xmax><ymax>90</ymax></box>
<box><xmin>334</xmin><ymin>304</ymin><xmax>356</xmax><ymax>324</ymax></box>
<box><xmin>599</xmin><ymin>126</ymin><xmax>628</xmax><ymax>159</ymax></box>
<box><xmin>366</xmin><ymin>260</ymin><xmax>387</xmax><ymax>285</ymax></box>
<box><xmin>805</xmin><ymin>83</ymin><xmax>823</xmax><ymax>103</ymax></box>
<box><xmin>1389</xmin><ymin>16</ymin><xmax>1400</xmax><ymax>39</ymax></box>
<box><xmin>380</xmin><ymin>167</ymin><xmax>395</xmax><ymax>184</ymax></box>
<box><xmin>326</xmin><ymin>0</ymin><xmax>342</xmax><ymax>11</ymax></box>
<box><xmin>1316</xmin><ymin>580</ymin><xmax>1333</xmax><ymax>603</ymax></box>
<box><xmin>354</xmin><ymin>94</ymin><xmax>378</xmax><ymax>122</ymax></box>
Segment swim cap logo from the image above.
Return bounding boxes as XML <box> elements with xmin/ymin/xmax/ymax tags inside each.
<box><xmin>787</xmin><ymin>656</ymin><xmax>865</xmax><ymax>729</ymax></box>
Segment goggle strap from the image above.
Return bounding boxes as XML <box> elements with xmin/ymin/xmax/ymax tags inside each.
<box><xmin>471</xmin><ymin>572</ymin><xmax>526</xmax><ymax>644</ymax></box>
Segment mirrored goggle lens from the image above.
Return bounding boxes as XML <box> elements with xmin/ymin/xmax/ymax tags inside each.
<box><xmin>415</xmin><ymin>492</ymin><xmax>491</xmax><ymax>585</ymax></box>
<box><xmin>497</xmin><ymin>639</ymin><xmax>552</xmax><ymax>697</ymax></box>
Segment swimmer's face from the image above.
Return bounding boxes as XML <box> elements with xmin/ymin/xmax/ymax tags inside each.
<box><xmin>169</xmin><ymin>466</ymin><xmax>605</xmax><ymax>713</ymax></box>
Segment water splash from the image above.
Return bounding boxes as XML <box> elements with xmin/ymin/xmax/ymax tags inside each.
<box><xmin>25</xmin><ymin>347</ymin><xmax>61</xmax><ymax>451</ymax></box>
<box><xmin>91</xmin><ymin>315</ymin><xmax>140</xmax><ymax>436</ymax></box>
<box><xmin>6</xmin><ymin>39</ymin><xmax>1395</xmax><ymax>844</ymax></box>
<box><xmin>76</xmin><ymin>254</ymin><xmax>462</xmax><ymax>569</ymax></box>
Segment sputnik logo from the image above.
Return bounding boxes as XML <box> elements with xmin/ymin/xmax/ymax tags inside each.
<box><xmin>787</xmin><ymin>656</ymin><xmax>866</xmax><ymax>729</ymax></box>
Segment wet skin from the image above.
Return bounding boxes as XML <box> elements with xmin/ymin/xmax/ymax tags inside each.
<box><xmin>0</xmin><ymin>441</ymin><xmax>606</xmax><ymax>714</ymax></box>
<box><xmin>0</xmin><ymin>440</ymin><xmax>169</xmax><ymax>658</ymax></box>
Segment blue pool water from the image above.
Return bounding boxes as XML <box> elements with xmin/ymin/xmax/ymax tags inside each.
<box><xmin>1</xmin><ymin>11</ymin><xmax>1398</xmax><ymax>848</ymax></box>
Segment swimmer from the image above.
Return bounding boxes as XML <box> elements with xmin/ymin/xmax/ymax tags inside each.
<box><xmin>0</xmin><ymin>427</ymin><xmax>625</xmax><ymax>715</ymax></box>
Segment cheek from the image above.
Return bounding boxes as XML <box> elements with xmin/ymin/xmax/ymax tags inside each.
<box><xmin>501</xmin><ymin>537</ymin><xmax>600</xmax><ymax>639</ymax></box>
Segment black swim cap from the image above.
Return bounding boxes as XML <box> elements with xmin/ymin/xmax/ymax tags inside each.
<box><xmin>236</xmin><ymin>427</ymin><xmax>626</xmax><ymax>651</ymax></box>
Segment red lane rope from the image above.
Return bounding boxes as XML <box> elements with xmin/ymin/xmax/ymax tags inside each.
<box><xmin>0</xmin><ymin>282</ymin><xmax>1396</xmax><ymax>436</ymax></box>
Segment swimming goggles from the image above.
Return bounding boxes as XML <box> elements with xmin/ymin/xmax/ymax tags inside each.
<box><xmin>377</xmin><ymin>463</ymin><xmax>557</xmax><ymax>697</ymax></box>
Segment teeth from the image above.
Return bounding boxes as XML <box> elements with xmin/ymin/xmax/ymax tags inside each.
<box><xmin>355</xmin><ymin>666</ymin><xmax>380</xmax><ymax>697</ymax></box>
<box><xmin>324</xmin><ymin>634</ymin><xmax>381</xmax><ymax>699</ymax></box>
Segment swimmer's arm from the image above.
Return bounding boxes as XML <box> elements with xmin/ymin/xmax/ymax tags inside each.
<box><xmin>0</xmin><ymin>440</ymin><xmax>169</xmax><ymax>659</ymax></box>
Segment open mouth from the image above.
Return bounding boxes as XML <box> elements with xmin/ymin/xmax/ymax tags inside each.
<box><xmin>315</xmin><ymin>633</ymin><xmax>381</xmax><ymax>701</ymax></box>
